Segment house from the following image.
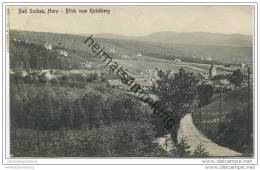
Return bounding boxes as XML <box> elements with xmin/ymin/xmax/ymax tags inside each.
<box><xmin>107</xmin><ymin>79</ymin><xmax>123</xmax><ymax>88</ymax></box>
<box><xmin>41</xmin><ymin>70</ymin><xmax>54</xmax><ymax>80</ymax></box>
<box><xmin>80</xmin><ymin>62</ymin><xmax>93</xmax><ymax>69</ymax></box>
<box><xmin>146</xmin><ymin>69</ymin><xmax>152</xmax><ymax>74</ymax></box>
<box><xmin>203</xmin><ymin>80</ymin><xmax>213</xmax><ymax>85</ymax></box>
<box><xmin>206</xmin><ymin>57</ymin><xmax>213</xmax><ymax>61</ymax></box>
<box><xmin>25</xmin><ymin>40</ymin><xmax>31</xmax><ymax>44</ymax></box>
<box><xmin>135</xmin><ymin>78</ymin><xmax>153</xmax><ymax>90</ymax></box>
<box><xmin>53</xmin><ymin>74</ymin><xmax>62</xmax><ymax>80</ymax></box>
<box><xmin>240</xmin><ymin>63</ymin><xmax>246</xmax><ymax>68</ymax></box>
<box><xmin>168</xmin><ymin>71</ymin><xmax>175</xmax><ymax>78</ymax></box>
<box><xmin>173</xmin><ymin>58</ymin><xmax>181</xmax><ymax>63</ymax></box>
<box><xmin>28</xmin><ymin>70</ymin><xmax>41</xmax><ymax>80</ymax></box>
<box><xmin>40</xmin><ymin>70</ymin><xmax>63</xmax><ymax>81</ymax></box>
<box><xmin>84</xmin><ymin>63</ymin><xmax>92</xmax><ymax>69</ymax></box>
<box><xmin>44</xmin><ymin>42</ymin><xmax>52</xmax><ymax>50</ymax></box>
<box><xmin>109</xmin><ymin>48</ymin><xmax>116</xmax><ymax>53</ymax></box>
<box><xmin>213</xmin><ymin>78</ymin><xmax>235</xmax><ymax>91</ymax></box>
<box><xmin>20</xmin><ymin>70</ymin><xmax>28</xmax><ymax>77</ymax></box>
<box><xmin>122</xmin><ymin>54</ymin><xmax>128</xmax><ymax>58</ymax></box>
<box><xmin>10</xmin><ymin>69</ymin><xmax>15</xmax><ymax>75</ymax></box>
<box><xmin>137</xmin><ymin>53</ymin><xmax>142</xmax><ymax>57</ymax></box>
<box><xmin>56</xmin><ymin>49</ymin><xmax>68</xmax><ymax>56</ymax></box>
<box><xmin>199</xmin><ymin>72</ymin><xmax>209</xmax><ymax>80</ymax></box>
<box><xmin>218</xmin><ymin>79</ymin><xmax>230</xmax><ymax>85</ymax></box>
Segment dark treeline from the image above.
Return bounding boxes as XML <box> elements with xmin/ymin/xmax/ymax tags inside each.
<box><xmin>9</xmin><ymin>40</ymin><xmax>87</xmax><ymax>70</ymax></box>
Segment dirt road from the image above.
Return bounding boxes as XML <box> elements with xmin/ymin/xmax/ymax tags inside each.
<box><xmin>178</xmin><ymin>114</ymin><xmax>242</xmax><ymax>156</ymax></box>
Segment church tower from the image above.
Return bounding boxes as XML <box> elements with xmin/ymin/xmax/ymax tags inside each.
<box><xmin>209</xmin><ymin>57</ymin><xmax>216</xmax><ymax>79</ymax></box>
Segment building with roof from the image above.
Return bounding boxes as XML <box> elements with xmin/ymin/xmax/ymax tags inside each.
<box><xmin>44</xmin><ymin>42</ymin><xmax>52</xmax><ymax>50</ymax></box>
<box><xmin>137</xmin><ymin>53</ymin><xmax>143</xmax><ymax>57</ymax></box>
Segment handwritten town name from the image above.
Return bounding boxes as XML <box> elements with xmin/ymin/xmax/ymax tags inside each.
<box><xmin>18</xmin><ymin>8</ymin><xmax>111</xmax><ymax>15</ymax></box>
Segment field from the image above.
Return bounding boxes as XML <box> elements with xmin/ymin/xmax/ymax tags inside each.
<box><xmin>115</xmin><ymin>55</ymin><xmax>234</xmax><ymax>76</ymax></box>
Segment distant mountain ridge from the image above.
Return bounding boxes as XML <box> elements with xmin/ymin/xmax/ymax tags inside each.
<box><xmin>94</xmin><ymin>33</ymin><xmax>130</xmax><ymax>39</ymax></box>
<box><xmin>140</xmin><ymin>31</ymin><xmax>252</xmax><ymax>47</ymax></box>
<box><xmin>93</xmin><ymin>31</ymin><xmax>252</xmax><ymax>47</ymax></box>
<box><xmin>9</xmin><ymin>30</ymin><xmax>253</xmax><ymax>65</ymax></box>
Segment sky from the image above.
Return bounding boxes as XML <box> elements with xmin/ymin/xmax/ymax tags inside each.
<box><xmin>8</xmin><ymin>6</ymin><xmax>254</xmax><ymax>36</ymax></box>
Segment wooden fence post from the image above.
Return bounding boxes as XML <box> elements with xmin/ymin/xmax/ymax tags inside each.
<box><xmin>219</xmin><ymin>91</ymin><xmax>222</xmax><ymax>125</ymax></box>
<box><xmin>206</xmin><ymin>105</ymin><xmax>208</xmax><ymax>134</ymax></box>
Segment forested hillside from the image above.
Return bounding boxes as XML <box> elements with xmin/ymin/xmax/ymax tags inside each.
<box><xmin>10</xmin><ymin>76</ymin><xmax>161</xmax><ymax>156</ymax></box>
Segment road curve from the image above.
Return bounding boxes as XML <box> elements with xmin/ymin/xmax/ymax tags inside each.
<box><xmin>178</xmin><ymin>114</ymin><xmax>242</xmax><ymax>157</ymax></box>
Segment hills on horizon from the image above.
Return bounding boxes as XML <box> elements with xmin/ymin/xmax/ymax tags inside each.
<box><xmin>9</xmin><ymin>30</ymin><xmax>253</xmax><ymax>66</ymax></box>
<box><xmin>12</xmin><ymin>29</ymin><xmax>252</xmax><ymax>46</ymax></box>
<box><xmin>94</xmin><ymin>31</ymin><xmax>252</xmax><ymax>47</ymax></box>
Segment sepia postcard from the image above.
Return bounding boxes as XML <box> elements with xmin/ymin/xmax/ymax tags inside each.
<box><xmin>0</xmin><ymin>1</ymin><xmax>258</xmax><ymax>168</ymax></box>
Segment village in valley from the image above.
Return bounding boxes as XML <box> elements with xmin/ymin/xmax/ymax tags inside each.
<box><xmin>10</xmin><ymin>38</ymin><xmax>249</xmax><ymax>93</ymax></box>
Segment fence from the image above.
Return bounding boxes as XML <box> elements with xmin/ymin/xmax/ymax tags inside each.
<box><xmin>191</xmin><ymin>90</ymin><xmax>233</xmax><ymax>139</ymax></box>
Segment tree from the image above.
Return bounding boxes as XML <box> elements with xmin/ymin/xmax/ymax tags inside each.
<box><xmin>155</xmin><ymin>68</ymin><xmax>198</xmax><ymax>142</ymax></box>
<box><xmin>110</xmin><ymin>94</ymin><xmax>145</xmax><ymax>123</ymax></box>
<box><xmin>197</xmin><ymin>84</ymin><xmax>213</xmax><ymax>107</ymax></box>
<box><xmin>192</xmin><ymin>143</ymin><xmax>209</xmax><ymax>157</ymax></box>
<box><xmin>23</xmin><ymin>92</ymin><xmax>62</xmax><ymax>130</ymax></box>
<box><xmin>229</xmin><ymin>69</ymin><xmax>246</xmax><ymax>88</ymax></box>
<box><xmin>217</xmin><ymin>107</ymin><xmax>253</xmax><ymax>155</ymax></box>
<box><xmin>170</xmin><ymin>137</ymin><xmax>191</xmax><ymax>157</ymax></box>
<box><xmin>74</xmin><ymin>92</ymin><xmax>104</xmax><ymax>129</ymax></box>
